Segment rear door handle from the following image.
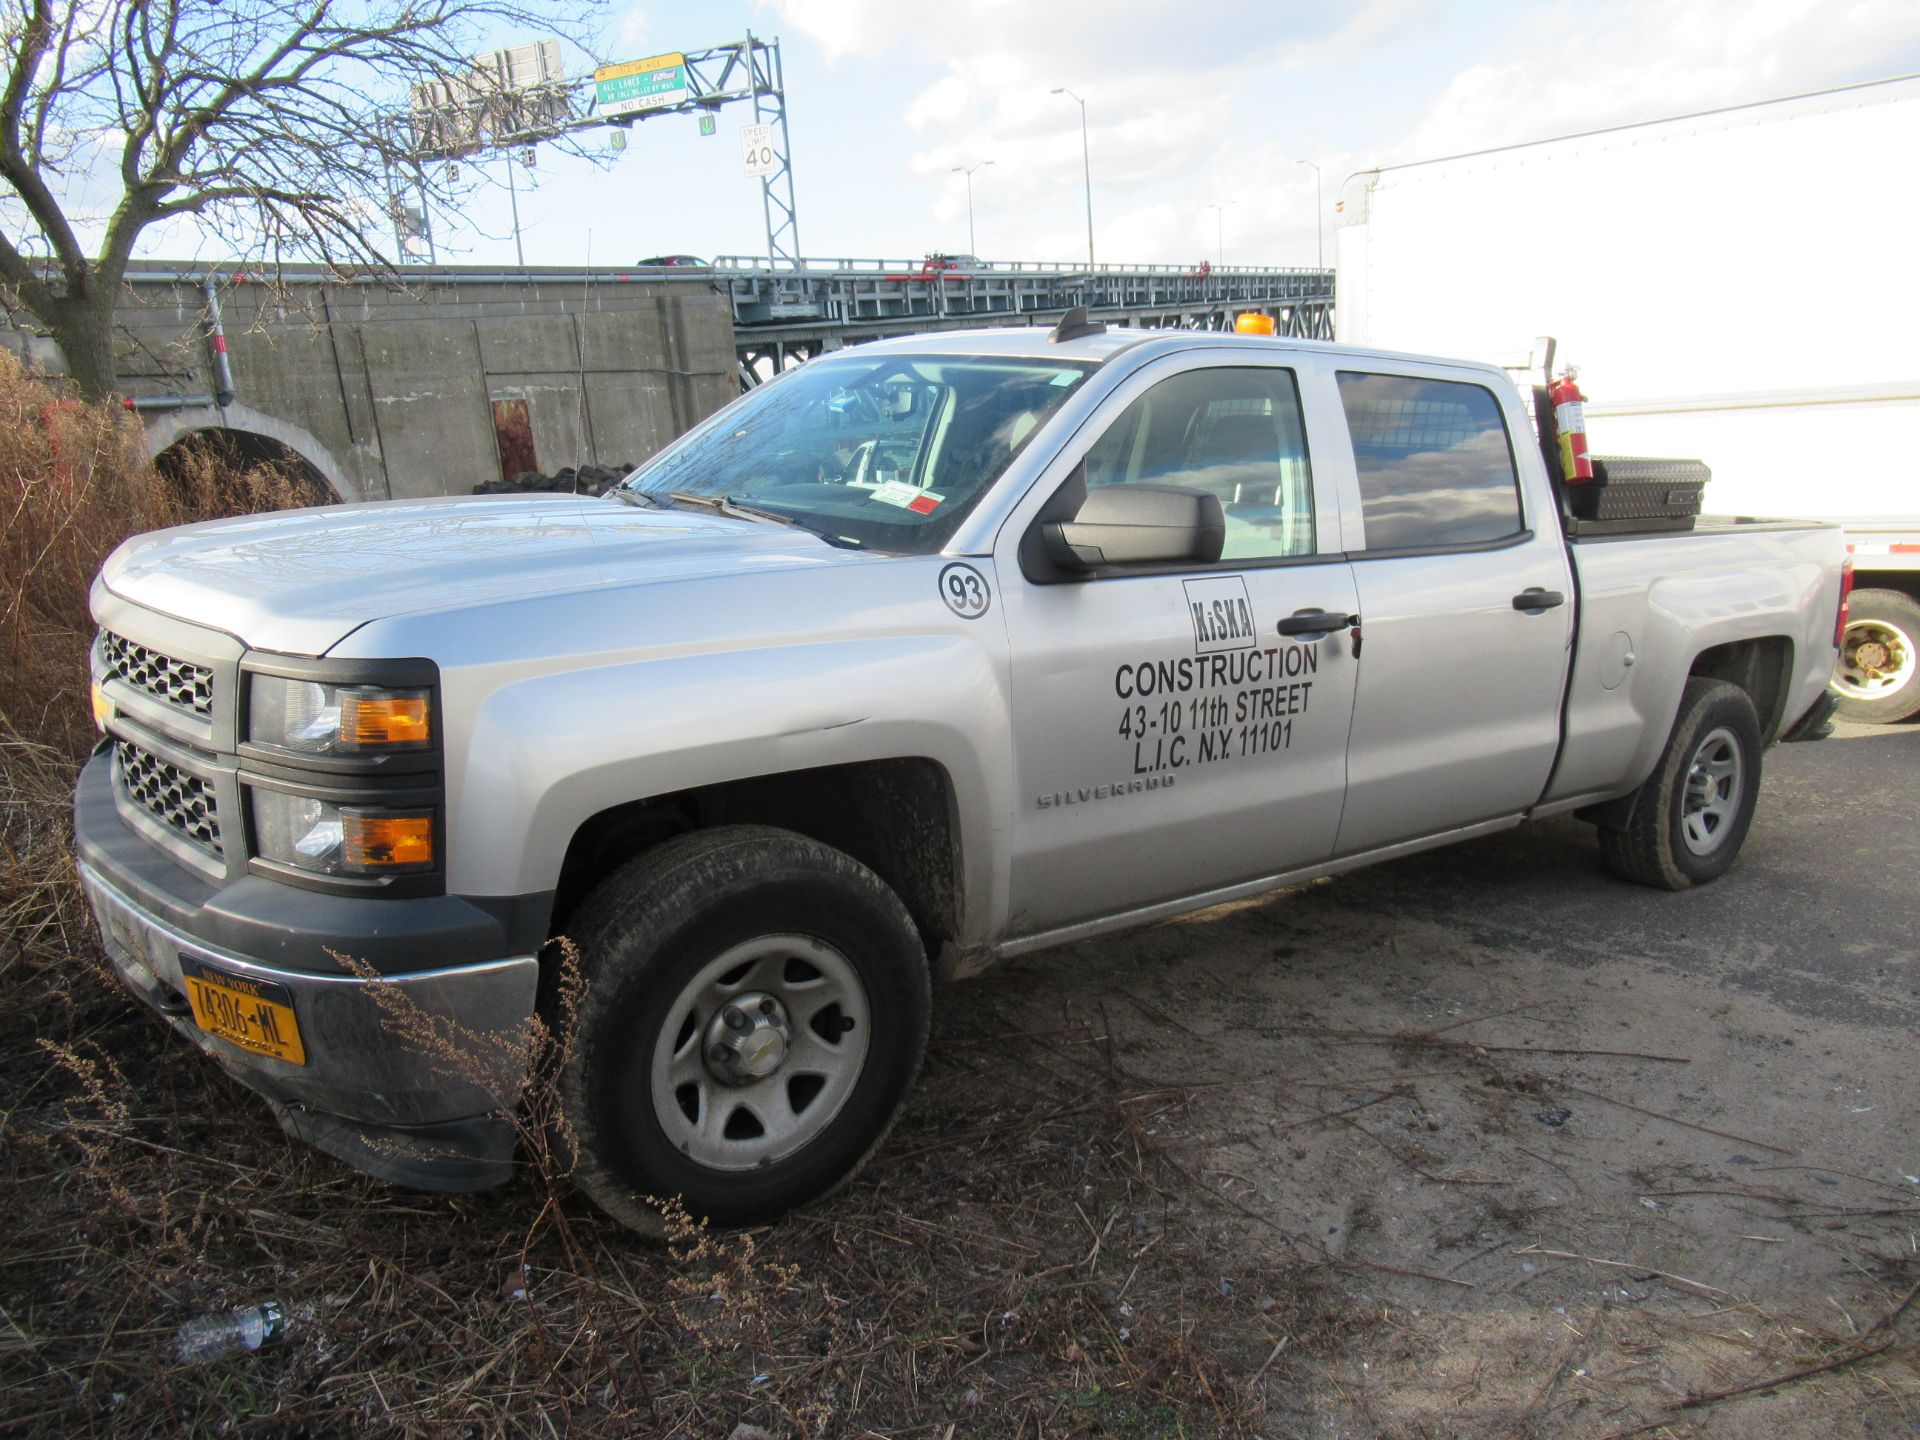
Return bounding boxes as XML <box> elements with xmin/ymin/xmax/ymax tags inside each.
<box><xmin>1513</xmin><ymin>588</ymin><xmax>1566</xmax><ymax>611</ymax></box>
<box><xmin>1276</xmin><ymin>609</ymin><xmax>1359</xmax><ymax>636</ymax></box>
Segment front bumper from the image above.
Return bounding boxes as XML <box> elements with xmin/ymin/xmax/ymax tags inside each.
<box><xmin>76</xmin><ymin>765</ymin><xmax>541</xmax><ymax>1191</ymax></box>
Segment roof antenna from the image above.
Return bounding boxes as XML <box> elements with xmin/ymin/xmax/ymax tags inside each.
<box><xmin>1048</xmin><ymin>305</ymin><xmax>1106</xmax><ymax>343</ymax></box>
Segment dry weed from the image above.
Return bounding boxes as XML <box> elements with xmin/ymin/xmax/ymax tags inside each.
<box><xmin>0</xmin><ymin>358</ymin><xmax>1302</xmax><ymax>1436</ymax></box>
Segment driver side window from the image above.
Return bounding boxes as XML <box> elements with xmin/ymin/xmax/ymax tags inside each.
<box><xmin>1082</xmin><ymin>366</ymin><xmax>1315</xmax><ymax>560</ymax></box>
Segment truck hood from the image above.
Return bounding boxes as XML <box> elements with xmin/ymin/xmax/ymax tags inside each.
<box><xmin>101</xmin><ymin>494</ymin><xmax>864</xmax><ymax>655</ymax></box>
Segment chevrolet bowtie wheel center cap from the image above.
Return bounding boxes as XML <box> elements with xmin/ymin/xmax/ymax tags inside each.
<box><xmin>703</xmin><ymin>992</ymin><xmax>791</xmax><ymax>1083</ymax></box>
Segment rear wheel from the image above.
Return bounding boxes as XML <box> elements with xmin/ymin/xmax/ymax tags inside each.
<box><xmin>558</xmin><ymin>826</ymin><xmax>931</xmax><ymax>1232</ymax></box>
<box><xmin>1598</xmin><ymin>677</ymin><xmax>1763</xmax><ymax>890</ymax></box>
<box><xmin>1831</xmin><ymin>588</ymin><xmax>1920</xmax><ymax>724</ymax></box>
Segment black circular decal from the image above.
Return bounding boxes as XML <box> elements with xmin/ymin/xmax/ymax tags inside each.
<box><xmin>938</xmin><ymin>562</ymin><xmax>991</xmax><ymax>619</ymax></box>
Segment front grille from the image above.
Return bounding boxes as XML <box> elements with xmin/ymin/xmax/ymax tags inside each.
<box><xmin>100</xmin><ymin>631</ymin><xmax>213</xmax><ymax>716</ymax></box>
<box><xmin>115</xmin><ymin>740</ymin><xmax>223</xmax><ymax>857</ymax></box>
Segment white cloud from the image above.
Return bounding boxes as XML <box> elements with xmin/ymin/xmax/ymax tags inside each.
<box><xmin>614</xmin><ymin>5</ymin><xmax>651</xmax><ymax>56</ymax></box>
<box><xmin>763</xmin><ymin>0</ymin><xmax>1916</xmax><ymax>267</ymax></box>
<box><xmin>1407</xmin><ymin>0</ymin><xmax>1920</xmax><ymax>158</ymax></box>
<box><xmin>767</xmin><ymin>0</ymin><xmax>1390</xmax><ymax>262</ymax></box>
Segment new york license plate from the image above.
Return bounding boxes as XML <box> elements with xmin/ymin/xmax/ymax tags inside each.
<box><xmin>178</xmin><ymin>957</ymin><xmax>307</xmax><ymax>1065</ymax></box>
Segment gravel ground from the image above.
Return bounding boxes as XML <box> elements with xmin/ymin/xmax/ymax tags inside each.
<box><xmin>943</xmin><ymin>718</ymin><xmax>1920</xmax><ymax>1435</ymax></box>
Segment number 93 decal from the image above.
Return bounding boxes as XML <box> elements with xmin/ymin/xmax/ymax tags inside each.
<box><xmin>938</xmin><ymin>562</ymin><xmax>991</xmax><ymax>619</ymax></box>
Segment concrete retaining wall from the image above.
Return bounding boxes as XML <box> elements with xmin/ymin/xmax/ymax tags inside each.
<box><xmin>106</xmin><ymin>272</ymin><xmax>738</xmax><ymax>502</ymax></box>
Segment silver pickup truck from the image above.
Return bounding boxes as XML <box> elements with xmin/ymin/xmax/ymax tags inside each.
<box><xmin>76</xmin><ymin>316</ymin><xmax>1846</xmax><ymax>1231</ymax></box>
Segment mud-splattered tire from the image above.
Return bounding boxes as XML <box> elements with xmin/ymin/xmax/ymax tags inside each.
<box><xmin>557</xmin><ymin>826</ymin><xmax>930</xmax><ymax>1232</ymax></box>
<box><xmin>1599</xmin><ymin>677</ymin><xmax>1763</xmax><ymax>891</ymax></box>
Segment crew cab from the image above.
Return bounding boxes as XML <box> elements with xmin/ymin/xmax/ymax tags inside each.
<box><xmin>76</xmin><ymin>315</ymin><xmax>1846</xmax><ymax>1231</ymax></box>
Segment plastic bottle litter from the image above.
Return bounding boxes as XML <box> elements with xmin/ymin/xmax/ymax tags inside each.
<box><xmin>173</xmin><ymin>1301</ymin><xmax>287</xmax><ymax>1364</ymax></box>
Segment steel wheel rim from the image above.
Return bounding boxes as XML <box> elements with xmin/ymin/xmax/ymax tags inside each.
<box><xmin>1834</xmin><ymin>617</ymin><xmax>1916</xmax><ymax>701</ymax></box>
<box><xmin>1680</xmin><ymin>726</ymin><xmax>1743</xmax><ymax>856</ymax></box>
<box><xmin>650</xmin><ymin>933</ymin><xmax>871</xmax><ymax>1172</ymax></box>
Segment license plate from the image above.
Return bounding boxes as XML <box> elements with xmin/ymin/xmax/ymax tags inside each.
<box><xmin>178</xmin><ymin>957</ymin><xmax>307</xmax><ymax>1065</ymax></box>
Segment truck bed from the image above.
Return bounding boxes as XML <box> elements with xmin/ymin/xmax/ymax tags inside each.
<box><xmin>1566</xmin><ymin>514</ymin><xmax>1835</xmax><ymax>544</ymax></box>
<box><xmin>1548</xmin><ymin>517</ymin><xmax>1842</xmax><ymax>809</ymax></box>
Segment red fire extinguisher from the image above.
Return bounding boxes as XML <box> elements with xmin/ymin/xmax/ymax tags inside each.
<box><xmin>1550</xmin><ymin>370</ymin><xmax>1593</xmax><ymax>483</ymax></box>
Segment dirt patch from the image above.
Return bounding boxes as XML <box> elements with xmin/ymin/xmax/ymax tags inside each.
<box><xmin>947</xmin><ymin>729</ymin><xmax>1919</xmax><ymax>1436</ymax></box>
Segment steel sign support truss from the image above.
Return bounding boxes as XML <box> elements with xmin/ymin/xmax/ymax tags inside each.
<box><xmin>675</xmin><ymin>34</ymin><xmax>800</xmax><ymax>269</ymax></box>
<box><xmin>737</xmin><ymin>35</ymin><xmax>801</xmax><ymax>271</ymax></box>
<box><xmin>410</xmin><ymin>36</ymin><xmax>803</xmax><ymax>271</ymax></box>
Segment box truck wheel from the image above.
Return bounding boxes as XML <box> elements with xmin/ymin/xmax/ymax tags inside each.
<box><xmin>1832</xmin><ymin>589</ymin><xmax>1920</xmax><ymax>724</ymax></box>
<box><xmin>557</xmin><ymin>825</ymin><xmax>930</xmax><ymax>1233</ymax></box>
<box><xmin>1599</xmin><ymin>678</ymin><xmax>1762</xmax><ymax>890</ymax></box>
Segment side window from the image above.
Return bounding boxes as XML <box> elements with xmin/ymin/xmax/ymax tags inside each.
<box><xmin>1335</xmin><ymin>372</ymin><xmax>1525</xmax><ymax>551</ymax></box>
<box><xmin>1081</xmin><ymin>366</ymin><xmax>1315</xmax><ymax>560</ymax></box>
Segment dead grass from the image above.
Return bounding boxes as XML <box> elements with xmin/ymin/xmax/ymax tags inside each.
<box><xmin>11</xmin><ymin>358</ymin><xmax>1900</xmax><ymax>1436</ymax></box>
<box><xmin>0</xmin><ymin>357</ymin><xmax>1312</xmax><ymax>1437</ymax></box>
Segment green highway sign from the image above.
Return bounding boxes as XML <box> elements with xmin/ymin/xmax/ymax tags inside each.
<box><xmin>595</xmin><ymin>52</ymin><xmax>688</xmax><ymax>118</ymax></box>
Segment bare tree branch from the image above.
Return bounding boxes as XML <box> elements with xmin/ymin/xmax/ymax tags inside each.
<box><xmin>0</xmin><ymin>0</ymin><xmax>607</xmax><ymax>395</ymax></box>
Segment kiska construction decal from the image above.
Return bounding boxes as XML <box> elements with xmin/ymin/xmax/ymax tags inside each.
<box><xmin>1113</xmin><ymin>575</ymin><xmax>1317</xmax><ymax>779</ymax></box>
<box><xmin>1183</xmin><ymin>576</ymin><xmax>1257</xmax><ymax>654</ymax></box>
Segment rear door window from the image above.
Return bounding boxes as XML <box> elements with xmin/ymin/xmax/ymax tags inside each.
<box><xmin>1335</xmin><ymin>373</ymin><xmax>1524</xmax><ymax>551</ymax></box>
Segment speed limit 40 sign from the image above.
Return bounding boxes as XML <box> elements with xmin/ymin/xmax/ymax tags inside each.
<box><xmin>740</xmin><ymin>124</ymin><xmax>777</xmax><ymax>178</ymax></box>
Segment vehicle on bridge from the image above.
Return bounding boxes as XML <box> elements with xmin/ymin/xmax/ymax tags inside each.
<box><xmin>1336</xmin><ymin>72</ymin><xmax>1920</xmax><ymax>722</ymax></box>
<box><xmin>76</xmin><ymin>315</ymin><xmax>1845</xmax><ymax>1231</ymax></box>
<box><xmin>885</xmin><ymin>253</ymin><xmax>991</xmax><ymax>281</ymax></box>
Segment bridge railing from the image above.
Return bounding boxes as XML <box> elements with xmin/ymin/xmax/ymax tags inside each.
<box><xmin>709</xmin><ymin>254</ymin><xmax>1333</xmax><ymax>279</ymax></box>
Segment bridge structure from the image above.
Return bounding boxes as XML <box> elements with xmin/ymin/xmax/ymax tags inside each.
<box><xmin>5</xmin><ymin>258</ymin><xmax>1334</xmax><ymax>504</ymax></box>
<box><xmin>707</xmin><ymin>256</ymin><xmax>1336</xmax><ymax>379</ymax></box>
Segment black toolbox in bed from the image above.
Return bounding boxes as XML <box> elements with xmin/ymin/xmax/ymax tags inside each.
<box><xmin>1567</xmin><ymin>455</ymin><xmax>1709</xmax><ymax>528</ymax></box>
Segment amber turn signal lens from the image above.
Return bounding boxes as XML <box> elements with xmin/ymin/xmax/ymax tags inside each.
<box><xmin>341</xmin><ymin>812</ymin><xmax>434</xmax><ymax>870</ymax></box>
<box><xmin>340</xmin><ymin>692</ymin><xmax>431</xmax><ymax>748</ymax></box>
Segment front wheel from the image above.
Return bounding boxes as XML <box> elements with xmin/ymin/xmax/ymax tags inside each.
<box><xmin>558</xmin><ymin>826</ymin><xmax>931</xmax><ymax>1231</ymax></box>
<box><xmin>1831</xmin><ymin>588</ymin><xmax>1920</xmax><ymax>724</ymax></box>
<box><xmin>1598</xmin><ymin>677</ymin><xmax>1763</xmax><ymax>890</ymax></box>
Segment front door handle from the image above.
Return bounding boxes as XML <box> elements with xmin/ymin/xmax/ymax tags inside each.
<box><xmin>1513</xmin><ymin>588</ymin><xmax>1566</xmax><ymax>612</ymax></box>
<box><xmin>1277</xmin><ymin>609</ymin><xmax>1359</xmax><ymax>636</ymax></box>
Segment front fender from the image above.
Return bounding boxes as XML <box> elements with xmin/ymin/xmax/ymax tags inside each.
<box><xmin>452</xmin><ymin>634</ymin><xmax>1014</xmax><ymax>944</ymax></box>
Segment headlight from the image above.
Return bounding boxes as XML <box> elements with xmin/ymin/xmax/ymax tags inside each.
<box><xmin>252</xmin><ymin>791</ymin><xmax>436</xmax><ymax>875</ymax></box>
<box><xmin>249</xmin><ymin>676</ymin><xmax>432</xmax><ymax>755</ymax></box>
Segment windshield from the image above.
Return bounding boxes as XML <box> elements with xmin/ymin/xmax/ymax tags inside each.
<box><xmin>619</xmin><ymin>353</ymin><xmax>1096</xmax><ymax>553</ymax></box>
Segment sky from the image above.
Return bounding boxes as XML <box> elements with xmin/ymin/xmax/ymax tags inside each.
<box><xmin>125</xmin><ymin>0</ymin><xmax>1920</xmax><ymax>270</ymax></box>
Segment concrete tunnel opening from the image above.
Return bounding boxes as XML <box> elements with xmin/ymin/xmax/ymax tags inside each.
<box><xmin>154</xmin><ymin>428</ymin><xmax>338</xmax><ymax>510</ymax></box>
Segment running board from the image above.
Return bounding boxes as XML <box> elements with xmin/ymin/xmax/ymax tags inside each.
<box><xmin>995</xmin><ymin>816</ymin><xmax>1525</xmax><ymax>961</ymax></box>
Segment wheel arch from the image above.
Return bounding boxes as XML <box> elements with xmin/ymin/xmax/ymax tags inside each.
<box><xmin>1581</xmin><ymin>636</ymin><xmax>1793</xmax><ymax>832</ymax></box>
<box><xmin>548</xmin><ymin>756</ymin><xmax>966</xmax><ymax>969</ymax></box>
<box><xmin>1687</xmin><ymin>635</ymin><xmax>1795</xmax><ymax>744</ymax></box>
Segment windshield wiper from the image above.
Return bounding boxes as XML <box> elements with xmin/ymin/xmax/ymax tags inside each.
<box><xmin>608</xmin><ymin>486</ymin><xmax>666</xmax><ymax>508</ymax></box>
<box><xmin>666</xmin><ymin>492</ymin><xmax>863</xmax><ymax>549</ymax></box>
<box><xmin>667</xmin><ymin>491</ymin><xmax>791</xmax><ymax>525</ymax></box>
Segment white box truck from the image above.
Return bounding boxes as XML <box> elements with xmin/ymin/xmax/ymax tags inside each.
<box><xmin>1337</xmin><ymin>73</ymin><xmax>1920</xmax><ymax>722</ymax></box>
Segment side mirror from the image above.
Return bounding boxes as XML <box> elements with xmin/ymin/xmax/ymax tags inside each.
<box><xmin>1042</xmin><ymin>483</ymin><xmax>1225</xmax><ymax>571</ymax></box>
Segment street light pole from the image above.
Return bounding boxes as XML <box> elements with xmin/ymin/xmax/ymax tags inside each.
<box><xmin>1208</xmin><ymin>201</ymin><xmax>1238</xmax><ymax>268</ymax></box>
<box><xmin>1297</xmin><ymin>159</ymin><xmax>1322</xmax><ymax>269</ymax></box>
<box><xmin>505</xmin><ymin>151</ymin><xmax>524</xmax><ymax>267</ymax></box>
<box><xmin>1051</xmin><ymin>87</ymin><xmax>1094</xmax><ymax>268</ymax></box>
<box><xmin>951</xmin><ymin>160</ymin><xmax>994</xmax><ymax>255</ymax></box>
